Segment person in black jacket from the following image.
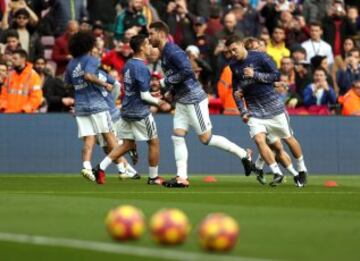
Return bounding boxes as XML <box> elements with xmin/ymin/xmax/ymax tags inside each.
<box><xmin>33</xmin><ymin>57</ymin><xmax>74</xmax><ymax>112</ymax></box>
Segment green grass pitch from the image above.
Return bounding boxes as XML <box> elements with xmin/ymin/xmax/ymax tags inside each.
<box><xmin>0</xmin><ymin>175</ymin><xmax>359</xmax><ymax>261</ymax></box>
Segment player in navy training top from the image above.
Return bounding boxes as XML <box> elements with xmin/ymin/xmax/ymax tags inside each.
<box><xmin>226</xmin><ymin>35</ymin><xmax>306</xmax><ymax>187</ymax></box>
<box><xmin>95</xmin><ymin>35</ymin><xmax>165</xmax><ymax>186</ymax></box>
<box><xmin>148</xmin><ymin>21</ymin><xmax>257</xmax><ymax>188</ymax></box>
<box><xmin>65</xmin><ymin>31</ymin><xmax>119</xmax><ymax>184</ymax></box>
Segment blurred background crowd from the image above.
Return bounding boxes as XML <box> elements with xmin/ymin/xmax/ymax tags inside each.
<box><xmin>0</xmin><ymin>0</ymin><xmax>359</xmax><ymax>116</ymax></box>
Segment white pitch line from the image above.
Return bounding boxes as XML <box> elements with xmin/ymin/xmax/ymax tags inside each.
<box><xmin>0</xmin><ymin>232</ymin><xmax>267</xmax><ymax>261</ymax></box>
<box><xmin>0</xmin><ymin>191</ymin><xmax>357</xmax><ymax>195</ymax></box>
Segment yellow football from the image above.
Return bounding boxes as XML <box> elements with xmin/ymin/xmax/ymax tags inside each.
<box><xmin>149</xmin><ymin>208</ymin><xmax>190</xmax><ymax>245</ymax></box>
<box><xmin>198</xmin><ymin>213</ymin><xmax>239</xmax><ymax>252</ymax></box>
<box><xmin>105</xmin><ymin>205</ymin><xmax>145</xmax><ymax>241</ymax></box>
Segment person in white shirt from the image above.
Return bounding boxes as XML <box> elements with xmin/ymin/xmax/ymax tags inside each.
<box><xmin>301</xmin><ymin>22</ymin><xmax>334</xmax><ymax>67</ymax></box>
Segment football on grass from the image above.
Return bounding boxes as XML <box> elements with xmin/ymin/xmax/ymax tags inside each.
<box><xmin>198</xmin><ymin>213</ymin><xmax>239</xmax><ymax>252</ymax></box>
<box><xmin>149</xmin><ymin>208</ymin><xmax>190</xmax><ymax>245</ymax></box>
<box><xmin>105</xmin><ymin>205</ymin><xmax>145</xmax><ymax>241</ymax></box>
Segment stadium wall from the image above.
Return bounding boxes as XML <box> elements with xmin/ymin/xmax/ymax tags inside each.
<box><xmin>0</xmin><ymin>114</ymin><xmax>359</xmax><ymax>175</ymax></box>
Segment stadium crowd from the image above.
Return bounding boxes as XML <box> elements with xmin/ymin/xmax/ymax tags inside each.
<box><xmin>0</xmin><ymin>0</ymin><xmax>359</xmax><ymax>116</ymax></box>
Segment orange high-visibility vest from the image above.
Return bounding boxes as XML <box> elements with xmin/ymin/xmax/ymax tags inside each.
<box><xmin>0</xmin><ymin>63</ymin><xmax>42</xmax><ymax>113</ymax></box>
<box><xmin>217</xmin><ymin>66</ymin><xmax>240</xmax><ymax>115</ymax></box>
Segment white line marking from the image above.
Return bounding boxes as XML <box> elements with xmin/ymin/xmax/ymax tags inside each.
<box><xmin>0</xmin><ymin>232</ymin><xmax>267</xmax><ymax>261</ymax></box>
<box><xmin>0</xmin><ymin>191</ymin><xmax>357</xmax><ymax>195</ymax></box>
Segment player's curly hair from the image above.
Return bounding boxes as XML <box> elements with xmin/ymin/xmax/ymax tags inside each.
<box><xmin>68</xmin><ymin>32</ymin><xmax>95</xmax><ymax>58</ymax></box>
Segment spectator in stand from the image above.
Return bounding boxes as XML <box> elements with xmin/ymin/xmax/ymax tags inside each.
<box><xmin>0</xmin><ymin>61</ymin><xmax>8</xmax><ymax>93</ymax></box>
<box><xmin>303</xmin><ymin>67</ymin><xmax>337</xmax><ymax>114</ymax></box>
<box><xmin>274</xmin><ymin>74</ymin><xmax>302</xmax><ymax>109</ymax></box>
<box><xmin>87</xmin><ymin>0</ymin><xmax>117</xmax><ymax>31</ymax></box>
<box><xmin>205</xmin><ymin>5</ymin><xmax>223</xmax><ymax>37</ymax></box>
<box><xmin>1</xmin><ymin>0</ymin><xmax>39</xmax><ymax>29</ymax></box>
<box><xmin>52</xmin><ymin>20</ymin><xmax>79</xmax><ymax>76</ymax></box>
<box><xmin>291</xmin><ymin>46</ymin><xmax>307</xmax><ymax>64</ymax></box>
<box><xmin>279</xmin><ymin>57</ymin><xmax>296</xmax><ymax>86</ymax></box>
<box><xmin>33</xmin><ymin>57</ymin><xmax>74</xmax><ymax>113</ymax></box>
<box><xmin>339</xmin><ymin>79</ymin><xmax>360</xmax><ymax>116</ymax></box>
<box><xmin>217</xmin><ymin>59</ymin><xmax>240</xmax><ymax>115</ymax></box>
<box><xmin>260</xmin><ymin>0</ymin><xmax>279</xmax><ymax>34</ymax></box>
<box><xmin>337</xmin><ymin>48</ymin><xmax>360</xmax><ymax>96</ymax></box>
<box><xmin>1</xmin><ymin>30</ymin><xmax>22</xmax><ymax>64</ymax></box>
<box><xmin>266</xmin><ymin>26</ymin><xmax>290</xmax><ymax>68</ymax></box>
<box><xmin>310</xmin><ymin>55</ymin><xmax>335</xmax><ymax>88</ymax></box>
<box><xmin>334</xmin><ymin>37</ymin><xmax>357</xmax><ymax>72</ymax></box>
<box><xmin>47</xmin><ymin>0</ymin><xmax>87</xmax><ymax>36</ymax></box>
<box><xmin>321</xmin><ymin>0</ymin><xmax>357</xmax><ymax>57</ymax></box>
<box><xmin>237</xmin><ymin>0</ymin><xmax>261</xmax><ymax>37</ymax></box>
<box><xmin>2</xmin><ymin>8</ymin><xmax>43</xmax><ymax>62</ymax></box>
<box><xmin>283</xmin><ymin>14</ymin><xmax>310</xmax><ymax>50</ymax></box>
<box><xmin>165</xmin><ymin>0</ymin><xmax>197</xmax><ymax>49</ymax></box>
<box><xmin>294</xmin><ymin>60</ymin><xmax>312</xmax><ymax>101</ymax></box>
<box><xmin>301</xmin><ymin>22</ymin><xmax>334</xmax><ymax>67</ymax></box>
<box><xmin>193</xmin><ymin>16</ymin><xmax>216</xmax><ymax>69</ymax></box>
<box><xmin>114</xmin><ymin>0</ymin><xmax>147</xmax><ymax>41</ymax></box>
<box><xmin>149</xmin><ymin>72</ymin><xmax>173</xmax><ymax>113</ymax></box>
<box><xmin>0</xmin><ymin>49</ymin><xmax>42</xmax><ymax>113</ymax></box>
<box><xmin>302</xmin><ymin>0</ymin><xmax>333</xmax><ymax>24</ymax></box>
<box><xmin>101</xmin><ymin>40</ymin><xmax>132</xmax><ymax>76</ymax></box>
<box><xmin>146</xmin><ymin>47</ymin><xmax>163</xmax><ymax>76</ymax></box>
<box><xmin>215</xmin><ymin>11</ymin><xmax>243</xmax><ymax>41</ymax></box>
<box><xmin>346</xmin><ymin>5</ymin><xmax>359</xmax><ymax>32</ymax></box>
<box><xmin>79</xmin><ymin>16</ymin><xmax>92</xmax><ymax>32</ymax></box>
<box><xmin>187</xmin><ymin>0</ymin><xmax>210</xmax><ymax>18</ymax></box>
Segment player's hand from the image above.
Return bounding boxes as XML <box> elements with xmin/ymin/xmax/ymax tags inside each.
<box><xmin>62</xmin><ymin>97</ymin><xmax>75</xmax><ymax>106</ymax></box>
<box><xmin>243</xmin><ymin>67</ymin><xmax>254</xmax><ymax>78</ymax></box>
<box><xmin>104</xmin><ymin>83</ymin><xmax>113</xmax><ymax>92</ymax></box>
<box><xmin>241</xmin><ymin>113</ymin><xmax>250</xmax><ymax>124</ymax></box>
<box><xmin>287</xmin><ymin>98</ymin><xmax>298</xmax><ymax>108</ymax></box>
<box><xmin>164</xmin><ymin>91</ymin><xmax>173</xmax><ymax>102</ymax></box>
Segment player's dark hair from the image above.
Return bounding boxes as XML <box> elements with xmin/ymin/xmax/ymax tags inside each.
<box><xmin>12</xmin><ymin>49</ymin><xmax>28</xmax><ymax>60</ymax></box>
<box><xmin>130</xmin><ymin>34</ymin><xmax>147</xmax><ymax>54</ymax></box>
<box><xmin>149</xmin><ymin>21</ymin><xmax>169</xmax><ymax>36</ymax></box>
<box><xmin>225</xmin><ymin>35</ymin><xmax>243</xmax><ymax>47</ymax></box>
<box><xmin>68</xmin><ymin>32</ymin><xmax>95</xmax><ymax>58</ymax></box>
<box><xmin>6</xmin><ymin>30</ymin><xmax>19</xmax><ymax>40</ymax></box>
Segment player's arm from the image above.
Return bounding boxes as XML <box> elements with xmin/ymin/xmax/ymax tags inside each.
<box><xmin>231</xmin><ymin>66</ymin><xmax>249</xmax><ymax>117</ymax></box>
<box><xmin>138</xmin><ymin>67</ymin><xmax>163</xmax><ymax>107</ymax></box>
<box><xmin>252</xmin><ymin>53</ymin><xmax>280</xmax><ymax>83</ymax></box>
<box><xmin>84</xmin><ymin>57</ymin><xmax>112</xmax><ymax>91</ymax></box>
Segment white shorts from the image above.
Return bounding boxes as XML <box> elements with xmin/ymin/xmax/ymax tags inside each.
<box><xmin>96</xmin><ymin>119</ymin><xmax>123</xmax><ymax>148</ymax></box>
<box><xmin>174</xmin><ymin>99</ymin><xmax>212</xmax><ymax>135</ymax></box>
<box><xmin>76</xmin><ymin>111</ymin><xmax>113</xmax><ymax>138</ymax></box>
<box><xmin>247</xmin><ymin>112</ymin><xmax>293</xmax><ymax>144</ymax></box>
<box><xmin>117</xmin><ymin>114</ymin><xmax>158</xmax><ymax>141</ymax></box>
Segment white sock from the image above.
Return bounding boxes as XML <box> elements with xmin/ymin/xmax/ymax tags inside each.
<box><xmin>296</xmin><ymin>156</ymin><xmax>308</xmax><ymax>172</ymax></box>
<box><xmin>269</xmin><ymin>163</ymin><xmax>283</xmax><ymax>175</ymax></box>
<box><xmin>286</xmin><ymin>164</ymin><xmax>298</xmax><ymax>176</ymax></box>
<box><xmin>208</xmin><ymin>135</ymin><xmax>247</xmax><ymax>159</ymax></box>
<box><xmin>99</xmin><ymin>156</ymin><xmax>112</xmax><ymax>171</ymax></box>
<box><xmin>83</xmin><ymin>161</ymin><xmax>92</xmax><ymax>170</ymax></box>
<box><xmin>116</xmin><ymin>162</ymin><xmax>126</xmax><ymax>173</ymax></box>
<box><xmin>149</xmin><ymin>166</ymin><xmax>158</xmax><ymax>179</ymax></box>
<box><xmin>172</xmin><ymin>136</ymin><xmax>188</xmax><ymax>179</ymax></box>
<box><xmin>126</xmin><ymin>163</ymin><xmax>137</xmax><ymax>176</ymax></box>
<box><xmin>255</xmin><ymin>155</ymin><xmax>265</xmax><ymax>170</ymax></box>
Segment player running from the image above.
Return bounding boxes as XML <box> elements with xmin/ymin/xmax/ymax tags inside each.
<box><xmin>94</xmin><ymin>34</ymin><xmax>165</xmax><ymax>185</ymax></box>
<box><xmin>225</xmin><ymin>35</ymin><xmax>306</xmax><ymax>187</ymax></box>
<box><xmin>148</xmin><ymin>21</ymin><xmax>256</xmax><ymax>188</ymax></box>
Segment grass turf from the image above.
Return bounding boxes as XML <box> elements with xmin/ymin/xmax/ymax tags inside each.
<box><xmin>0</xmin><ymin>175</ymin><xmax>359</xmax><ymax>261</ymax></box>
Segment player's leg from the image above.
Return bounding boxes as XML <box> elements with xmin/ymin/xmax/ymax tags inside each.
<box><xmin>76</xmin><ymin>115</ymin><xmax>97</xmax><ymax>181</ymax></box>
<box><xmin>283</xmin><ymin>136</ymin><xmax>308</xmax><ymax>184</ymax></box>
<box><xmin>164</xmin><ymin>103</ymin><xmax>190</xmax><ymax>188</ymax></box>
<box><xmin>190</xmin><ymin>99</ymin><xmax>255</xmax><ymax>176</ymax></box>
<box><xmin>269</xmin><ymin>139</ymin><xmax>303</xmax><ymax>187</ymax></box>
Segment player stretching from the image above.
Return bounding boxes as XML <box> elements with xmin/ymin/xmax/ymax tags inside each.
<box><xmin>148</xmin><ymin>21</ymin><xmax>255</xmax><ymax>188</ymax></box>
<box><xmin>94</xmin><ymin>35</ymin><xmax>165</xmax><ymax>185</ymax></box>
<box><xmin>225</xmin><ymin>35</ymin><xmax>306</xmax><ymax>187</ymax></box>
